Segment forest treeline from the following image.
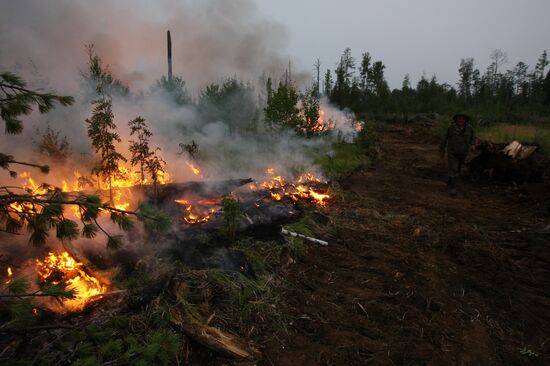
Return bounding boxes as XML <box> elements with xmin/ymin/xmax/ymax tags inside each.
<box><xmin>157</xmin><ymin>47</ymin><xmax>550</xmax><ymax>134</ymax></box>
<box><xmin>322</xmin><ymin>48</ymin><xmax>550</xmax><ymax>118</ymax></box>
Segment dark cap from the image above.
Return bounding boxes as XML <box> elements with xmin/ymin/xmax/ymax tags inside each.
<box><xmin>453</xmin><ymin>113</ymin><xmax>470</xmax><ymax>122</ymax></box>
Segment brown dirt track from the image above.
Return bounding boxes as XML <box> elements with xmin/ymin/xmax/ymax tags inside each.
<box><xmin>259</xmin><ymin>125</ymin><xmax>550</xmax><ymax>366</ymax></box>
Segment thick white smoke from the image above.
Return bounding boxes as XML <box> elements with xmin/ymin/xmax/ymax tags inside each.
<box><xmin>0</xmin><ymin>0</ymin><xmax>361</xmax><ymax>188</ymax></box>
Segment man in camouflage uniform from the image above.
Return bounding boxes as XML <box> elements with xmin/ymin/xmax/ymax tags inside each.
<box><xmin>439</xmin><ymin>113</ymin><xmax>476</xmax><ymax>196</ymax></box>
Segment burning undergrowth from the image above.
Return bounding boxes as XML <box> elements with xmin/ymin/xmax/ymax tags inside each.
<box><xmin>0</xmin><ymin>7</ymin><xmax>367</xmax><ymax>358</ymax></box>
<box><xmin>1</xmin><ymin>162</ymin><xmax>332</xmax><ymax>315</ymax></box>
<box><xmin>35</xmin><ymin>251</ymin><xmax>108</xmax><ymax>313</ymax></box>
<box><xmin>0</xmin><ymin>101</ymin><xmax>369</xmax><ymax>364</ymax></box>
<box><xmin>172</xmin><ymin>168</ymin><xmax>330</xmax><ymax>226</ymax></box>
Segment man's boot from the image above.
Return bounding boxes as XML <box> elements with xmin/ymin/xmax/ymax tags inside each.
<box><xmin>448</xmin><ymin>177</ymin><xmax>457</xmax><ymax>197</ymax></box>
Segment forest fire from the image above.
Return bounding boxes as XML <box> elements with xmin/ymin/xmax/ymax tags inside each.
<box><xmin>18</xmin><ymin>167</ymin><xmax>172</xmax><ymax>212</ymax></box>
<box><xmin>35</xmin><ymin>252</ymin><xmax>107</xmax><ymax>312</ymax></box>
<box><xmin>313</xmin><ymin>109</ymin><xmax>336</xmax><ymax>134</ymax></box>
<box><xmin>185</xmin><ymin>161</ymin><xmax>203</xmax><ymax>177</ymax></box>
<box><xmin>172</xmin><ymin>170</ymin><xmax>329</xmax><ymax>225</ymax></box>
<box><xmin>174</xmin><ymin>198</ymin><xmax>221</xmax><ymax>224</ymax></box>
<box><xmin>252</xmin><ymin>169</ymin><xmax>330</xmax><ymax>207</ymax></box>
<box><xmin>5</xmin><ymin>267</ymin><xmax>13</xmax><ymax>284</ymax></box>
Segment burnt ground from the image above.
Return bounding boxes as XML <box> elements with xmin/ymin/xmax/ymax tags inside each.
<box><xmin>259</xmin><ymin>125</ymin><xmax>550</xmax><ymax>365</ymax></box>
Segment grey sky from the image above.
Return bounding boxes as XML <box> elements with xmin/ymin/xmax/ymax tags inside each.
<box><xmin>256</xmin><ymin>0</ymin><xmax>550</xmax><ymax>89</ymax></box>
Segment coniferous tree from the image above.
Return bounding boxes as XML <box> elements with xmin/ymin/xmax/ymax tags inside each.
<box><xmin>543</xmin><ymin>70</ymin><xmax>550</xmax><ymax>105</ymax></box>
<box><xmin>332</xmin><ymin>48</ymin><xmax>356</xmax><ymax>108</ymax></box>
<box><xmin>128</xmin><ymin>116</ymin><xmax>153</xmax><ymax>184</ymax></box>
<box><xmin>359</xmin><ymin>52</ymin><xmax>372</xmax><ymax>95</ymax></box>
<box><xmin>156</xmin><ymin>75</ymin><xmax>192</xmax><ymax>105</ymax></box>
<box><xmin>458</xmin><ymin>58</ymin><xmax>475</xmax><ymax>101</ymax></box>
<box><xmin>198</xmin><ymin>78</ymin><xmax>257</xmax><ymax>134</ymax></box>
<box><xmin>145</xmin><ymin>148</ymin><xmax>166</xmax><ymax>201</ymax></box>
<box><xmin>86</xmin><ymin>97</ymin><xmax>127</xmax><ymax>204</ymax></box>
<box><xmin>300</xmin><ymin>87</ymin><xmax>321</xmax><ymax>137</ymax></box>
<box><xmin>33</xmin><ymin>124</ymin><xmax>72</xmax><ymax>164</ymax></box>
<box><xmin>402</xmin><ymin>74</ymin><xmax>412</xmax><ymax>91</ymax></box>
<box><xmin>370</xmin><ymin>61</ymin><xmax>390</xmax><ymax>104</ymax></box>
<box><xmin>264</xmin><ymin>82</ymin><xmax>301</xmax><ymax>131</ymax></box>
<box><xmin>313</xmin><ymin>59</ymin><xmax>322</xmax><ymax>96</ymax></box>
<box><xmin>531</xmin><ymin>50</ymin><xmax>548</xmax><ymax>102</ymax></box>
<box><xmin>323</xmin><ymin>69</ymin><xmax>333</xmax><ymax>97</ymax></box>
<box><xmin>513</xmin><ymin>62</ymin><xmax>530</xmax><ymax>101</ymax></box>
<box><xmin>82</xmin><ymin>44</ymin><xmax>129</xmax><ymax>96</ymax></box>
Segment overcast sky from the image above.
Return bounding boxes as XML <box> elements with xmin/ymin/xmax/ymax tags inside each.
<box><xmin>256</xmin><ymin>0</ymin><xmax>550</xmax><ymax>89</ymax></box>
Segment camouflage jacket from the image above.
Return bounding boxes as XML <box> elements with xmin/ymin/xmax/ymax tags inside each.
<box><xmin>440</xmin><ymin>124</ymin><xmax>475</xmax><ymax>155</ymax></box>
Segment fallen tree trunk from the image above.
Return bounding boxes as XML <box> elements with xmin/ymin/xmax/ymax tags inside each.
<box><xmin>169</xmin><ymin>305</ymin><xmax>261</xmax><ymax>360</ymax></box>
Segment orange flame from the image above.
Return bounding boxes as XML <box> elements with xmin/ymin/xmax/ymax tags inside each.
<box><xmin>18</xmin><ymin>167</ymin><xmax>172</xmax><ymax>214</ymax></box>
<box><xmin>185</xmin><ymin>161</ymin><xmax>203</xmax><ymax>177</ymax></box>
<box><xmin>256</xmin><ymin>169</ymin><xmax>330</xmax><ymax>207</ymax></box>
<box><xmin>5</xmin><ymin>267</ymin><xmax>13</xmax><ymax>284</ymax></box>
<box><xmin>19</xmin><ymin>171</ymin><xmax>49</xmax><ymax>195</ymax></box>
<box><xmin>175</xmin><ymin>198</ymin><xmax>219</xmax><ymax>224</ymax></box>
<box><xmin>35</xmin><ymin>252</ymin><xmax>107</xmax><ymax>312</ymax></box>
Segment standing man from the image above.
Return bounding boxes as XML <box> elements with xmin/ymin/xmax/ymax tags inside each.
<box><xmin>439</xmin><ymin>113</ymin><xmax>476</xmax><ymax>196</ymax></box>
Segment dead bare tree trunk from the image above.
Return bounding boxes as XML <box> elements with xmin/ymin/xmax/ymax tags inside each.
<box><xmin>167</xmin><ymin>30</ymin><xmax>173</xmax><ymax>82</ymax></box>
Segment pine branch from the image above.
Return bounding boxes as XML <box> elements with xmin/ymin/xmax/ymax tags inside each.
<box><xmin>1</xmin><ymin>157</ymin><xmax>49</xmax><ymax>173</ymax></box>
<box><xmin>0</xmin><ymin>195</ymin><xmax>159</xmax><ymax>220</ymax></box>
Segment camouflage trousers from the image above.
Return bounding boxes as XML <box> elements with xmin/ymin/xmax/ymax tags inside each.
<box><xmin>447</xmin><ymin>152</ymin><xmax>467</xmax><ymax>179</ymax></box>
